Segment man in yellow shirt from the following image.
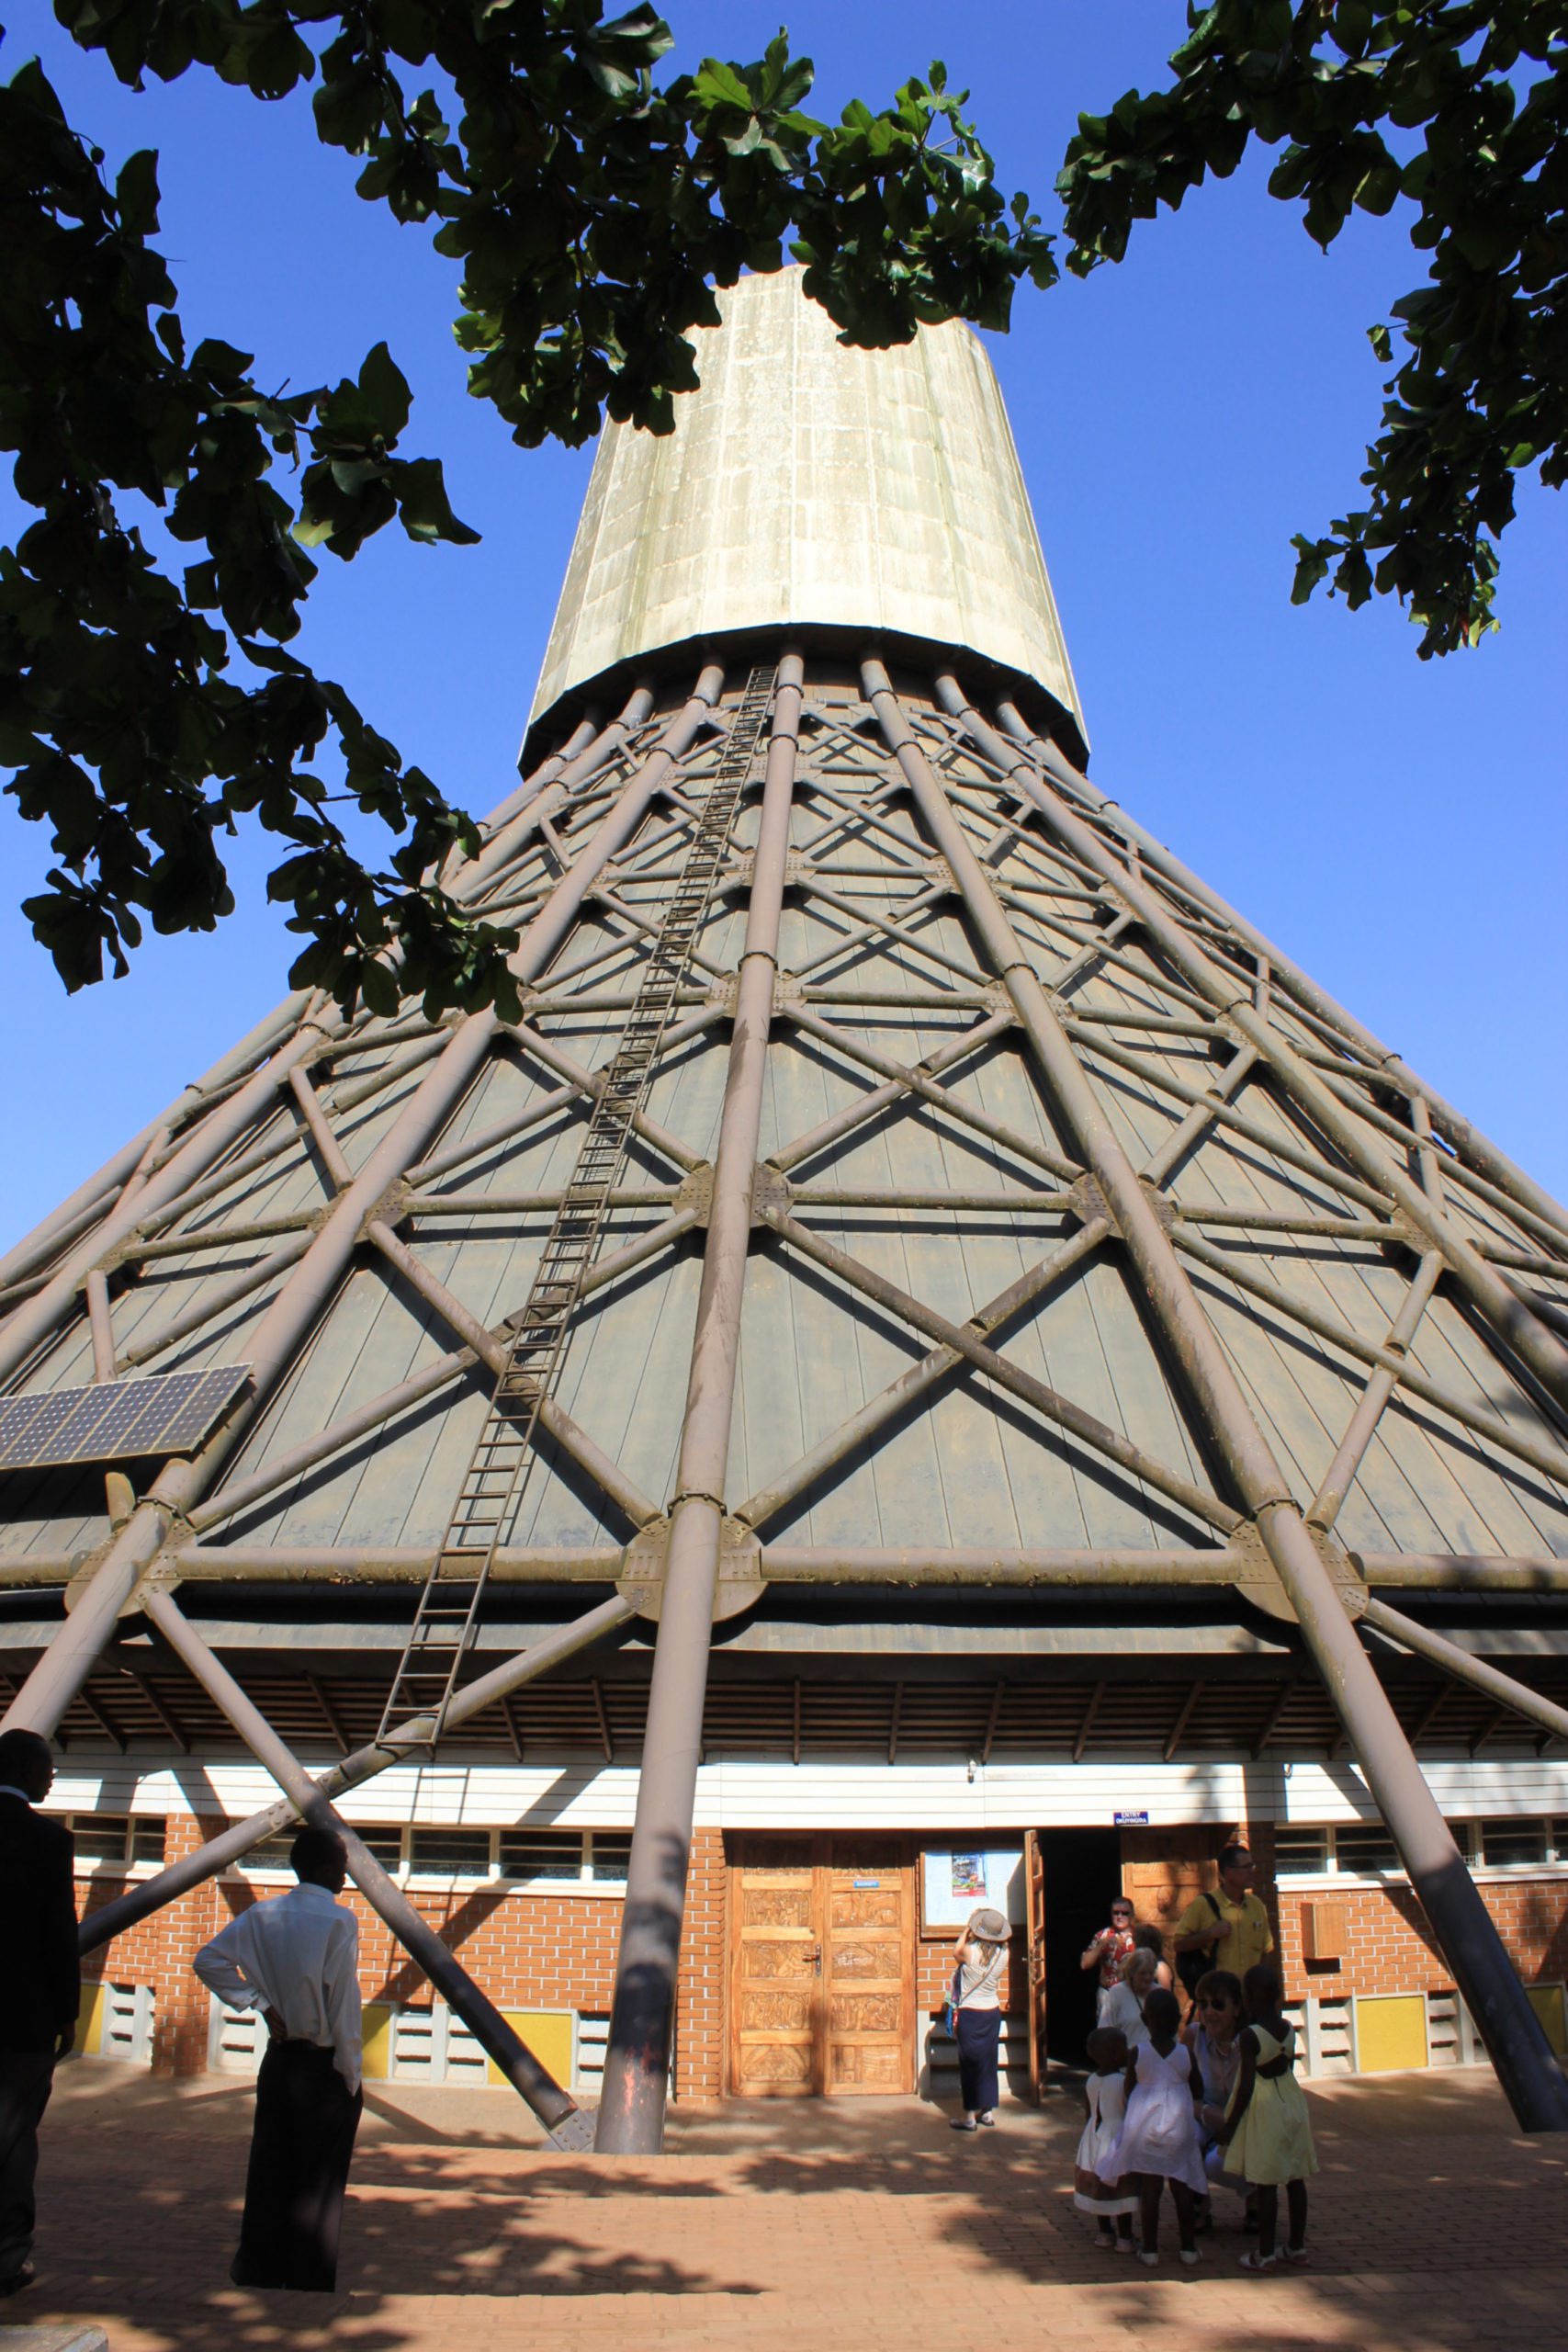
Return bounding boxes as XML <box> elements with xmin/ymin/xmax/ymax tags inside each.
<box><xmin>1174</xmin><ymin>1843</ymin><xmax>1275</xmax><ymax>1984</ymax></box>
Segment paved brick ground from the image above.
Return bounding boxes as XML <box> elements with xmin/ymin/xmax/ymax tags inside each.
<box><xmin>6</xmin><ymin>2061</ymin><xmax>1565</xmax><ymax>2351</ymax></box>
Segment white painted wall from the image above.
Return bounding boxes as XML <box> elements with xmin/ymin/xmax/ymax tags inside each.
<box><xmin>51</xmin><ymin>1748</ymin><xmax>1568</xmax><ymax>1831</ymax></box>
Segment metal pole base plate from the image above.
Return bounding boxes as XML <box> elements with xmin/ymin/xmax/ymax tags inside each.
<box><xmin>547</xmin><ymin>2106</ymin><xmax>599</xmax><ymax>2154</ymax></box>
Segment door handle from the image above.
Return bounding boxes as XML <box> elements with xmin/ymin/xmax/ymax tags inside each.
<box><xmin>813</xmin><ymin>1942</ymin><xmax>822</xmax><ymax>1975</ymax></box>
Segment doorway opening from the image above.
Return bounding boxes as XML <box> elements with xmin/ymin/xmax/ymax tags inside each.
<box><xmin>1034</xmin><ymin>1827</ymin><xmax>1124</xmax><ymax>2071</ymax></box>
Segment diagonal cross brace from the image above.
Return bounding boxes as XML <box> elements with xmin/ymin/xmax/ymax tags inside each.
<box><xmin>141</xmin><ymin>1585</ymin><xmax>592</xmax><ymax>2145</ymax></box>
<box><xmin>869</xmin><ymin>656</ymin><xmax>1568</xmax><ymax>2135</ymax></box>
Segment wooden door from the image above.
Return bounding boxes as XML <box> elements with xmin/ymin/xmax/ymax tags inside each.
<box><xmin>1024</xmin><ymin>1827</ymin><xmax>1048</xmax><ymax>2101</ymax></box>
<box><xmin>731</xmin><ymin>1837</ymin><xmax>821</xmax><ymax>2096</ymax></box>
<box><xmin>822</xmin><ymin>1838</ymin><xmax>913</xmax><ymax>2096</ymax></box>
<box><xmin>728</xmin><ymin>1837</ymin><xmax>913</xmax><ymax>2097</ymax></box>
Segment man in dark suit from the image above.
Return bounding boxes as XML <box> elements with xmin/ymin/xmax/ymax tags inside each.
<box><xmin>0</xmin><ymin>1727</ymin><xmax>79</xmax><ymax>2299</ymax></box>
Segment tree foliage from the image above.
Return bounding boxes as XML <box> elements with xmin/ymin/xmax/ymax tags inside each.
<box><xmin>1</xmin><ymin>3</ymin><xmax>1054</xmax><ymax>1016</ymax></box>
<box><xmin>1057</xmin><ymin>0</ymin><xmax>1567</xmax><ymax>657</ymax></box>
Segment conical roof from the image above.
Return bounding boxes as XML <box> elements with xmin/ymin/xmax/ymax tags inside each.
<box><xmin>2</xmin><ymin>270</ymin><xmax>1566</xmax><ymax>1747</ymax></box>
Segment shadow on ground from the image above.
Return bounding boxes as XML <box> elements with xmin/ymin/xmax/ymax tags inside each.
<box><xmin>8</xmin><ymin>2060</ymin><xmax>1565</xmax><ymax>2351</ymax></box>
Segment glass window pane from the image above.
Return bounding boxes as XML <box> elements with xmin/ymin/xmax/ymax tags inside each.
<box><xmin>243</xmin><ymin>1834</ymin><xmax>299</xmax><ymax>1872</ymax></box>
<box><xmin>1448</xmin><ymin>1819</ymin><xmax>1478</xmax><ymax>1863</ymax></box>
<box><xmin>1334</xmin><ymin>1823</ymin><xmax>1400</xmax><ymax>1876</ymax></box>
<box><xmin>129</xmin><ymin>1817</ymin><xmax>166</xmax><ymax>1867</ymax></box>
<box><xmin>71</xmin><ymin>1815</ymin><xmax>130</xmax><ymax>1865</ymax></box>
<box><xmin>589</xmin><ymin>1833</ymin><xmax>631</xmax><ymax>1884</ymax></box>
<box><xmin>408</xmin><ymin>1827</ymin><xmax>492</xmax><ymax>1876</ymax></box>
<box><xmin>499</xmin><ymin>1831</ymin><xmax>582</xmax><ymax>1882</ymax></box>
<box><xmin>350</xmin><ymin>1826</ymin><xmax>403</xmax><ymax>1870</ymax></box>
<box><xmin>1274</xmin><ymin>1828</ymin><xmax>1330</xmax><ymax>1876</ymax></box>
<box><xmin>1480</xmin><ymin>1817</ymin><xmax>1547</xmax><ymax>1869</ymax></box>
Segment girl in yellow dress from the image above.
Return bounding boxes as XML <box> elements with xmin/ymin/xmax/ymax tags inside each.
<box><xmin>1217</xmin><ymin>1963</ymin><xmax>1318</xmax><ymax>2270</ymax></box>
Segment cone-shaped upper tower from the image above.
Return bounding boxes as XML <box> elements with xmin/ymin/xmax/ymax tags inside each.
<box><xmin>530</xmin><ymin>269</ymin><xmax>1084</xmax><ymax>756</ymax></box>
<box><xmin>3</xmin><ymin>267</ymin><xmax>1568</xmax><ymax>2156</ymax></box>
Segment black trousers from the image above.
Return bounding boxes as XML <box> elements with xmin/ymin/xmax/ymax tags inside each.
<box><xmin>231</xmin><ymin>2041</ymin><xmax>363</xmax><ymax>2292</ymax></box>
<box><xmin>0</xmin><ymin>2051</ymin><xmax>54</xmax><ymax>2285</ymax></box>
<box><xmin>954</xmin><ymin>2007</ymin><xmax>1001</xmax><ymax>2115</ymax></box>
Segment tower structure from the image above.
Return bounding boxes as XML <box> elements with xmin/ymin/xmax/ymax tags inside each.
<box><xmin>3</xmin><ymin>271</ymin><xmax>1568</xmax><ymax>2154</ymax></box>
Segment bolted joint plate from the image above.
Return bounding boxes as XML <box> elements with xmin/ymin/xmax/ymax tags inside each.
<box><xmin>63</xmin><ymin>1520</ymin><xmax>187</xmax><ymax>1620</ymax></box>
<box><xmin>618</xmin><ymin>1513</ymin><xmax>766</xmax><ymax>1623</ymax></box>
<box><xmin>360</xmin><ymin>1179</ymin><xmax>414</xmax><ymax>1238</ymax></box>
<box><xmin>547</xmin><ymin>2105</ymin><xmax>599</xmax><ymax>2154</ymax></box>
<box><xmin>1067</xmin><ymin>1173</ymin><xmax>1114</xmax><ymax>1234</ymax></box>
<box><xmin>725</xmin><ymin>852</ymin><xmax>813</xmax><ymax>892</ymax></box>
<box><xmin>1230</xmin><ymin>1521</ymin><xmax>1369</xmax><ymax>1627</ymax></box>
<box><xmin>750</xmin><ymin>1163</ymin><xmax>794</xmax><ymax>1224</ymax></box>
<box><xmin>672</xmin><ymin>1162</ymin><xmax>793</xmax><ymax>1229</ymax></box>
<box><xmin>673</xmin><ymin>1165</ymin><xmax>715</xmax><ymax>1224</ymax></box>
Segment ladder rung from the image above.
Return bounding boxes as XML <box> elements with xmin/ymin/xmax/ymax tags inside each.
<box><xmin>376</xmin><ymin>668</ymin><xmax>776</xmax><ymax>1759</ymax></box>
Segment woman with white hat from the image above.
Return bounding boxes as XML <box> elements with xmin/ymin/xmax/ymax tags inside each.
<box><xmin>949</xmin><ymin>1906</ymin><xmax>1010</xmax><ymax>2132</ymax></box>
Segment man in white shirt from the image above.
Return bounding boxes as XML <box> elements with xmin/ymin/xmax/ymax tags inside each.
<box><xmin>194</xmin><ymin>1825</ymin><xmax>363</xmax><ymax>2291</ymax></box>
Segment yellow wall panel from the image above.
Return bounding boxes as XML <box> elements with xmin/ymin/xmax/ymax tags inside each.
<box><xmin>75</xmin><ymin>1982</ymin><xmax>106</xmax><ymax>2058</ymax></box>
<box><xmin>486</xmin><ymin>2010</ymin><xmax>573</xmax><ymax>2089</ymax></box>
<box><xmin>361</xmin><ymin>2002</ymin><xmax>393</xmax><ymax>2082</ymax></box>
<box><xmin>1527</xmin><ymin>1984</ymin><xmax>1567</xmax><ymax>2057</ymax></box>
<box><xmin>1355</xmin><ymin>1993</ymin><xmax>1427</xmax><ymax>2073</ymax></box>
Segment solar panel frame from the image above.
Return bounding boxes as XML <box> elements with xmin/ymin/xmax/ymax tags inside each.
<box><xmin>0</xmin><ymin>1364</ymin><xmax>251</xmax><ymax>1472</ymax></box>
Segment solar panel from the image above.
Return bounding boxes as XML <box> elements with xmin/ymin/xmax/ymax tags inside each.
<box><xmin>0</xmin><ymin>1364</ymin><xmax>250</xmax><ymax>1473</ymax></box>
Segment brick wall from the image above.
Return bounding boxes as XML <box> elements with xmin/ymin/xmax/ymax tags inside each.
<box><xmin>1277</xmin><ymin>1874</ymin><xmax>1568</xmax><ymax>2001</ymax></box>
<box><xmin>350</xmin><ymin>1881</ymin><xmax>625</xmax><ymax>2017</ymax></box>
<box><xmin>675</xmin><ymin>1830</ymin><xmax>727</xmax><ymax>2099</ymax></box>
<box><xmin>79</xmin><ymin>1813</ymin><xmax>1568</xmax><ymax>2092</ymax></box>
<box><xmin>78</xmin><ymin>1821</ymin><xmax>727</xmax><ymax>2093</ymax></box>
<box><xmin>74</xmin><ymin>1813</ymin><xmax>242</xmax><ymax>2077</ymax></box>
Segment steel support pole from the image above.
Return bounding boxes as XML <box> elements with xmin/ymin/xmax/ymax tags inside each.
<box><xmin>449</xmin><ymin>689</ymin><xmax>656</xmax><ymax>906</ymax></box>
<box><xmin>81</xmin><ymin>1595</ymin><xmax>632</xmax><ymax>1952</ymax></box>
<box><xmin>596</xmin><ymin>658</ymin><xmax>802</xmax><ymax>2154</ymax></box>
<box><xmin>943</xmin><ymin>684</ymin><xmax>1568</xmax><ymax>1408</ymax></box>
<box><xmin>1360</xmin><ymin>1598</ymin><xmax>1568</xmax><ymax>1746</ymax></box>
<box><xmin>0</xmin><ymin>991</ymin><xmax>312</xmax><ymax>1296</ymax></box>
<box><xmin>1</xmin><ymin>678</ymin><xmax>721</xmax><ymax>1744</ymax></box>
<box><xmin>867</xmin><ymin>658</ymin><xmax>1568</xmax><ymax>2132</ymax></box>
<box><xmin>0</xmin><ymin>1002</ymin><xmax>332</xmax><ymax>1389</ymax></box>
<box><xmin>989</xmin><ymin>697</ymin><xmax>1568</xmax><ymax>1243</ymax></box>
<box><xmin>140</xmin><ymin>1587</ymin><xmax>590</xmax><ymax>2143</ymax></box>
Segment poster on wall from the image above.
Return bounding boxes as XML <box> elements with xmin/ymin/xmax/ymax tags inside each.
<box><xmin>919</xmin><ymin>1845</ymin><xmax>1025</xmax><ymax>1932</ymax></box>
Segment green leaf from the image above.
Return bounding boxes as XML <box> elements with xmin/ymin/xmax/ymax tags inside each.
<box><xmin>115</xmin><ymin>148</ymin><xmax>161</xmax><ymax>236</ymax></box>
<box><xmin>392</xmin><ymin>457</ymin><xmax>480</xmax><ymax>545</ymax></box>
<box><xmin>694</xmin><ymin>57</ymin><xmax>754</xmax><ymax>112</ymax></box>
<box><xmin>356</xmin><ymin>341</ymin><xmax>412</xmax><ymax>441</ymax></box>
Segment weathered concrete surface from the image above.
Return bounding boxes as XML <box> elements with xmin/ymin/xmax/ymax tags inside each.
<box><xmin>532</xmin><ymin>266</ymin><xmax>1083</xmax><ymax>737</ymax></box>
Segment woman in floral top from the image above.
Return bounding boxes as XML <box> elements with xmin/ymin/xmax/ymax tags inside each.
<box><xmin>1081</xmin><ymin>1898</ymin><xmax>1137</xmax><ymax>2023</ymax></box>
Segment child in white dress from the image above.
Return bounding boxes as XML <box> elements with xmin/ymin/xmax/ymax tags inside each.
<box><xmin>1073</xmin><ymin>2028</ymin><xmax>1138</xmax><ymax>2249</ymax></box>
<box><xmin>1102</xmin><ymin>1986</ymin><xmax>1208</xmax><ymax>2267</ymax></box>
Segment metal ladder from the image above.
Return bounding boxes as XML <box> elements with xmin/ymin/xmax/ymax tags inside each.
<box><xmin>375</xmin><ymin>666</ymin><xmax>777</xmax><ymax>1751</ymax></box>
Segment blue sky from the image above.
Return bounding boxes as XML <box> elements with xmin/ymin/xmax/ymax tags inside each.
<box><xmin>3</xmin><ymin>1</ymin><xmax>1564</xmax><ymax>1253</ymax></box>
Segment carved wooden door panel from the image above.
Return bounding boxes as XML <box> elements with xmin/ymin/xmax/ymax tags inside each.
<box><xmin>822</xmin><ymin>1838</ymin><xmax>912</xmax><ymax>2097</ymax></box>
<box><xmin>730</xmin><ymin>1838</ymin><xmax>821</xmax><ymax>2096</ymax></box>
<box><xmin>1024</xmin><ymin>1826</ymin><xmax>1047</xmax><ymax>2102</ymax></box>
